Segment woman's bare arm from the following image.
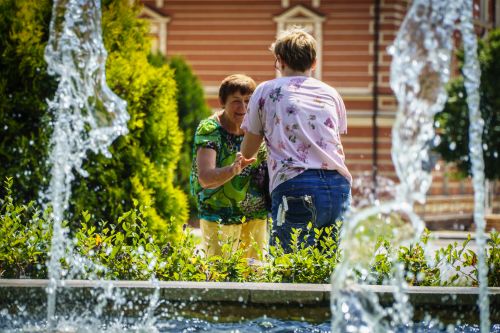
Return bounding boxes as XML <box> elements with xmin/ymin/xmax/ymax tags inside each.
<box><xmin>197</xmin><ymin>148</ymin><xmax>255</xmax><ymax>189</ymax></box>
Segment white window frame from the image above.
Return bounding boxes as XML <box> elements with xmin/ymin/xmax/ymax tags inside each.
<box><xmin>480</xmin><ymin>0</ymin><xmax>489</xmax><ymax>23</ymax></box>
<box><xmin>281</xmin><ymin>0</ymin><xmax>320</xmax><ymax>8</ymax></box>
<box><xmin>496</xmin><ymin>0</ymin><xmax>500</xmax><ymax>28</ymax></box>
<box><xmin>140</xmin><ymin>6</ymin><xmax>170</xmax><ymax>56</ymax></box>
<box><xmin>274</xmin><ymin>5</ymin><xmax>325</xmax><ymax>80</ymax></box>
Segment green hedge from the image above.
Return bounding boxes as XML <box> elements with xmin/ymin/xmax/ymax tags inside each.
<box><xmin>0</xmin><ymin>0</ymin><xmax>188</xmax><ymax>239</ymax></box>
<box><xmin>168</xmin><ymin>56</ymin><xmax>212</xmax><ymax>217</ymax></box>
<box><xmin>148</xmin><ymin>54</ymin><xmax>212</xmax><ymax>217</ymax></box>
<box><xmin>1</xmin><ymin>179</ymin><xmax>498</xmax><ymax>286</ymax></box>
<box><xmin>434</xmin><ymin>29</ymin><xmax>500</xmax><ymax>180</ymax></box>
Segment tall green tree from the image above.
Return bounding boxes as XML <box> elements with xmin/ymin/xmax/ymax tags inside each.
<box><xmin>0</xmin><ymin>0</ymin><xmax>54</xmax><ymax>201</ymax></box>
<box><xmin>0</xmin><ymin>0</ymin><xmax>188</xmax><ymax>239</ymax></box>
<box><xmin>168</xmin><ymin>56</ymin><xmax>212</xmax><ymax>216</ymax></box>
<box><xmin>434</xmin><ymin>29</ymin><xmax>500</xmax><ymax>180</ymax></box>
<box><xmin>149</xmin><ymin>53</ymin><xmax>212</xmax><ymax>216</ymax></box>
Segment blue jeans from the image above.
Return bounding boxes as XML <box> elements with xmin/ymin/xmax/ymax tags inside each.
<box><xmin>270</xmin><ymin>169</ymin><xmax>351</xmax><ymax>253</ymax></box>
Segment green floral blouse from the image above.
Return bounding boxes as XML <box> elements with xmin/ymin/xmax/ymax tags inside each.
<box><xmin>190</xmin><ymin>118</ymin><xmax>269</xmax><ymax>224</ymax></box>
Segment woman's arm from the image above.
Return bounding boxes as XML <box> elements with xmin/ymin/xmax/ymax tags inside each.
<box><xmin>241</xmin><ymin>131</ymin><xmax>264</xmax><ymax>159</ymax></box>
<box><xmin>197</xmin><ymin>148</ymin><xmax>255</xmax><ymax>189</ymax></box>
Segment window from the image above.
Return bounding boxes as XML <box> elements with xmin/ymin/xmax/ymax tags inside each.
<box><xmin>274</xmin><ymin>5</ymin><xmax>325</xmax><ymax>79</ymax></box>
<box><xmin>139</xmin><ymin>5</ymin><xmax>170</xmax><ymax>56</ymax></box>
<box><xmin>496</xmin><ymin>0</ymin><xmax>500</xmax><ymax>28</ymax></box>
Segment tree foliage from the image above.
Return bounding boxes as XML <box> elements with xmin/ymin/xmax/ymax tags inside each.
<box><xmin>1</xmin><ymin>180</ymin><xmax>499</xmax><ymax>286</ymax></box>
<box><xmin>434</xmin><ymin>29</ymin><xmax>500</xmax><ymax>180</ymax></box>
<box><xmin>0</xmin><ymin>0</ymin><xmax>188</xmax><ymax>239</ymax></box>
<box><xmin>168</xmin><ymin>56</ymin><xmax>212</xmax><ymax>216</ymax></box>
<box><xmin>149</xmin><ymin>54</ymin><xmax>212</xmax><ymax>216</ymax></box>
<box><xmin>0</xmin><ymin>0</ymin><xmax>54</xmax><ymax>201</ymax></box>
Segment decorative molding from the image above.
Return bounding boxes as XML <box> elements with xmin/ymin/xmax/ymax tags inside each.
<box><xmin>205</xmin><ymin>85</ymin><xmax>373</xmax><ymax>99</ymax></box>
<box><xmin>155</xmin><ymin>0</ymin><xmax>164</xmax><ymax>7</ymax></box>
<box><xmin>312</xmin><ymin>0</ymin><xmax>320</xmax><ymax>8</ymax></box>
<box><xmin>480</xmin><ymin>0</ymin><xmax>489</xmax><ymax>22</ymax></box>
<box><xmin>140</xmin><ymin>6</ymin><xmax>171</xmax><ymax>55</ymax></box>
<box><xmin>281</xmin><ymin>0</ymin><xmax>289</xmax><ymax>8</ymax></box>
<box><xmin>336</xmin><ymin>87</ymin><xmax>372</xmax><ymax>96</ymax></box>
<box><xmin>274</xmin><ymin>5</ymin><xmax>325</xmax><ymax>80</ymax></box>
<box><xmin>204</xmin><ymin>86</ymin><xmax>219</xmax><ymax>96</ymax></box>
<box><xmin>497</xmin><ymin>0</ymin><xmax>500</xmax><ymax>28</ymax></box>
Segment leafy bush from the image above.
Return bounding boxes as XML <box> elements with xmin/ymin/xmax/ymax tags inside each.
<box><xmin>0</xmin><ymin>0</ymin><xmax>54</xmax><ymax>201</ymax></box>
<box><xmin>148</xmin><ymin>54</ymin><xmax>212</xmax><ymax>216</ymax></box>
<box><xmin>1</xmin><ymin>182</ymin><xmax>498</xmax><ymax>286</ymax></box>
<box><xmin>434</xmin><ymin>28</ymin><xmax>500</xmax><ymax>180</ymax></box>
<box><xmin>0</xmin><ymin>0</ymin><xmax>188</xmax><ymax>239</ymax></box>
<box><xmin>0</xmin><ymin>178</ymin><xmax>51</xmax><ymax>279</ymax></box>
<box><xmin>263</xmin><ymin>224</ymin><xmax>341</xmax><ymax>283</ymax></box>
<box><xmin>70</xmin><ymin>0</ymin><xmax>189</xmax><ymax>239</ymax></box>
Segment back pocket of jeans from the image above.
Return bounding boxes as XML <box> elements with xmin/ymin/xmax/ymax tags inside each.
<box><xmin>284</xmin><ymin>195</ymin><xmax>316</xmax><ymax>226</ymax></box>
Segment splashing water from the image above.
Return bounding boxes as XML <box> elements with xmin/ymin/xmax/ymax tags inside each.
<box><xmin>459</xmin><ymin>1</ymin><xmax>490</xmax><ymax>331</ymax></box>
<box><xmin>43</xmin><ymin>0</ymin><xmax>129</xmax><ymax>328</ymax></box>
<box><xmin>331</xmin><ymin>0</ymin><xmax>489</xmax><ymax>332</ymax></box>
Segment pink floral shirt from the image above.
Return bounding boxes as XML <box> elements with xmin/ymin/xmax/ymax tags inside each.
<box><xmin>241</xmin><ymin>76</ymin><xmax>352</xmax><ymax>193</ymax></box>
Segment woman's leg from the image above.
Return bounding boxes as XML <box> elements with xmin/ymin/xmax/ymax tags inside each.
<box><xmin>270</xmin><ymin>171</ymin><xmax>318</xmax><ymax>252</ymax></box>
<box><xmin>269</xmin><ymin>170</ymin><xmax>350</xmax><ymax>252</ymax></box>
<box><xmin>199</xmin><ymin>219</ymin><xmax>242</xmax><ymax>258</ymax></box>
<box><xmin>239</xmin><ymin>218</ymin><xmax>268</xmax><ymax>259</ymax></box>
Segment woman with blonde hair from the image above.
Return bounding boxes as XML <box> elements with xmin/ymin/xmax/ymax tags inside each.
<box><xmin>241</xmin><ymin>29</ymin><xmax>352</xmax><ymax>252</ymax></box>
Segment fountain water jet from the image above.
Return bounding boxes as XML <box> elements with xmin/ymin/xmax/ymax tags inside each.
<box><xmin>43</xmin><ymin>0</ymin><xmax>129</xmax><ymax>327</ymax></box>
<box><xmin>0</xmin><ymin>0</ymin><xmax>493</xmax><ymax>331</ymax></box>
<box><xmin>331</xmin><ymin>0</ymin><xmax>490</xmax><ymax>332</ymax></box>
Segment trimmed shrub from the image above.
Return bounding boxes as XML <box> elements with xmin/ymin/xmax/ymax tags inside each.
<box><xmin>1</xmin><ymin>181</ymin><xmax>498</xmax><ymax>286</ymax></box>
<box><xmin>0</xmin><ymin>0</ymin><xmax>54</xmax><ymax>202</ymax></box>
<box><xmin>434</xmin><ymin>29</ymin><xmax>500</xmax><ymax>180</ymax></box>
<box><xmin>149</xmin><ymin>53</ymin><xmax>212</xmax><ymax>217</ymax></box>
<box><xmin>168</xmin><ymin>56</ymin><xmax>212</xmax><ymax>217</ymax></box>
<box><xmin>0</xmin><ymin>0</ymin><xmax>188</xmax><ymax>239</ymax></box>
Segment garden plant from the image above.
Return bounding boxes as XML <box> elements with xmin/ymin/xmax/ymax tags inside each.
<box><xmin>1</xmin><ymin>178</ymin><xmax>498</xmax><ymax>286</ymax></box>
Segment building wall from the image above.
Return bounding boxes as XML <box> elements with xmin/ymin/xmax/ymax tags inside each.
<box><xmin>141</xmin><ymin>0</ymin><xmax>499</xmax><ymax>229</ymax></box>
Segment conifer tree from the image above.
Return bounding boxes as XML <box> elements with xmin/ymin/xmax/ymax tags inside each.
<box><xmin>435</xmin><ymin>29</ymin><xmax>500</xmax><ymax>180</ymax></box>
<box><xmin>0</xmin><ymin>0</ymin><xmax>188</xmax><ymax>239</ymax></box>
<box><xmin>148</xmin><ymin>53</ymin><xmax>212</xmax><ymax>217</ymax></box>
<box><xmin>168</xmin><ymin>56</ymin><xmax>212</xmax><ymax>216</ymax></box>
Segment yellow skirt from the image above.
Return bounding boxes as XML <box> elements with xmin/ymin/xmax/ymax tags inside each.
<box><xmin>199</xmin><ymin>218</ymin><xmax>268</xmax><ymax>260</ymax></box>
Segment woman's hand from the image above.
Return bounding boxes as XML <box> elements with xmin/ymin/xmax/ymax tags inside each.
<box><xmin>231</xmin><ymin>152</ymin><xmax>256</xmax><ymax>175</ymax></box>
<box><xmin>197</xmin><ymin>149</ymin><xmax>256</xmax><ymax>189</ymax></box>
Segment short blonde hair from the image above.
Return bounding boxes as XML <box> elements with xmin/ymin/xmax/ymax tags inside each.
<box><xmin>270</xmin><ymin>28</ymin><xmax>317</xmax><ymax>72</ymax></box>
<box><xmin>218</xmin><ymin>74</ymin><xmax>256</xmax><ymax>105</ymax></box>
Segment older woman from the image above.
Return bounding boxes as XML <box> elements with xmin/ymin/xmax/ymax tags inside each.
<box><xmin>190</xmin><ymin>74</ymin><xmax>269</xmax><ymax>259</ymax></box>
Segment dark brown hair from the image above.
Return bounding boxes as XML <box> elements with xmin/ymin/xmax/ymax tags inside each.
<box><xmin>270</xmin><ymin>28</ymin><xmax>317</xmax><ymax>72</ymax></box>
<box><xmin>218</xmin><ymin>74</ymin><xmax>256</xmax><ymax>105</ymax></box>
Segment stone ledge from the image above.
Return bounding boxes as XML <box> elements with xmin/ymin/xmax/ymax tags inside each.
<box><xmin>0</xmin><ymin>279</ymin><xmax>498</xmax><ymax>307</ymax></box>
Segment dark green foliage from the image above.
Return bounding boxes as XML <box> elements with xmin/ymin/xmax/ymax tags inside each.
<box><xmin>0</xmin><ymin>0</ymin><xmax>188</xmax><ymax>239</ymax></box>
<box><xmin>0</xmin><ymin>178</ymin><xmax>51</xmax><ymax>278</ymax></box>
<box><xmin>0</xmin><ymin>0</ymin><xmax>54</xmax><ymax>201</ymax></box>
<box><xmin>488</xmin><ymin>231</ymin><xmax>500</xmax><ymax>286</ymax></box>
<box><xmin>435</xmin><ymin>29</ymin><xmax>500</xmax><ymax>180</ymax></box>
<box><xmin>149</xmin><ymin>54</ymin><xmax>212</xmax><ymax>216</ymax></box>
<box><xmin>3</xmin><ymin>183</ymin><xmax>498</xmax><ymax>285</ymax></box>
<box><xmin>264</xmin><ymin>224</ymin><xmax>341</xmax><ymax>283</ymax></box>
<box><xmin>71</xmin><ymin>0</ymin><xmax>188</xmax><ymax>239</ymax></box>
